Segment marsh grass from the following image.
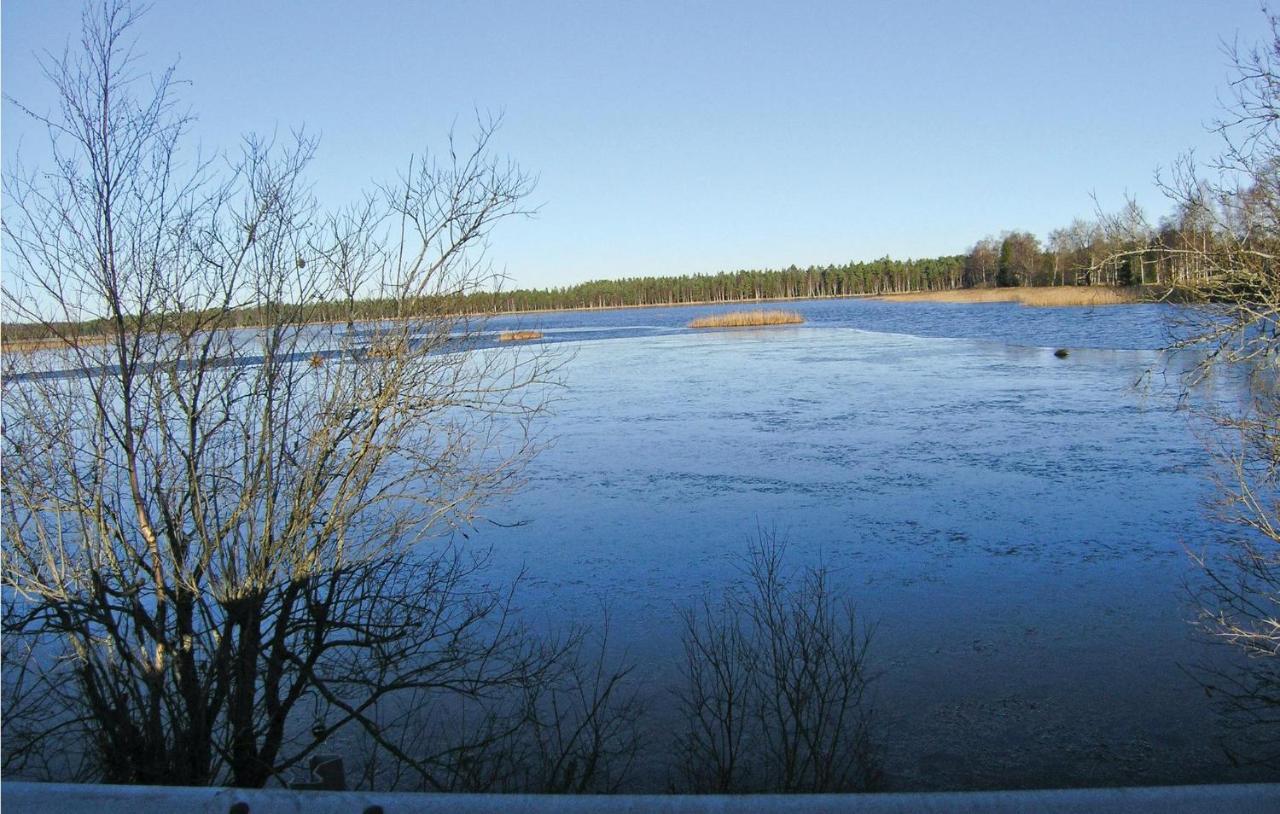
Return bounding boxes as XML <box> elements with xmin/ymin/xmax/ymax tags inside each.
<box><xmin>498</xmin><ymin>330</ymin><xmax>543</xmax><ymax>342</ymax></box>
<box><xmin>1</xmin><ymin>334</ymin><xmax>111</xmax><ymax>354</ymax></box>
<box><xmin>688</xmin><ymin>310</ymin><xmax>805</xmax><ymax>329</ymax></box>
<box><xmin>876</xmin><ymin>286</ymin><xmax>1143</xmax><ymax>307</ymax></box>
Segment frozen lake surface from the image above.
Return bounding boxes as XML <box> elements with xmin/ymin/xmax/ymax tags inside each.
<box><xmin>7</xmin><ymin>295</ymin><xmax>1190</xmax><ymax>381</ymax></box>
<box><xmin>464</xmin><ymin>300</ymin><xmax>1276</xmax><ymax>789</ymax></box>
<box><xmin>482</xmin><ymin>296</ymin><xmax>1187</xmax><ymax>350</ymax></box>
<box><xmin>8</xmin><ymin>297</ymin><xmax>1273</xmax><ymax>789</ymax></box>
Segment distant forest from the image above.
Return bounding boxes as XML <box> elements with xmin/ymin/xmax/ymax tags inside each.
<box><xmin>458</xmin><ymin>204</ymin><xmax>1219</xmax><ymax>313</ymax></box>
<box><xmin>466</xmin><ymin>255</ymin><xmax>967</xmax><ymax>312</ymax></box>
<box><xmin>2</xmin><ymin>205</ymin><xmax>1224</xmax><ymax>342</ymax></box>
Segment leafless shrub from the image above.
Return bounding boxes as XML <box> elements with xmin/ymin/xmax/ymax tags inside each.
<box><xmin>1189</xmin><ymin>390</ymin><xmax>1280</xmax><ymax>766</ymax></box>
<box><xmin>674</xmin><ymin>531</ymin><xmax>880</xmax><ymax>792</ymax></box>
<box><xmin>0</xmin><ymin>0</ymin><xmax>595</xmax><ymax>789</ymax></box>
<box><xmin>1135</xmin><ymin>8</ymin><xmax>1280</xmax><ymax>766</ymax></box>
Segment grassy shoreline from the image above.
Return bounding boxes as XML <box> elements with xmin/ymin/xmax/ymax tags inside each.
<box><xmin>2</xmin><ymin>334</ymin><xmax>112</xmax><ymax>354</ymax></box>
<box><xmin>874</xmin><ymin>286</ymin><xmax>1148</xmax><ymax>307</ymax></box>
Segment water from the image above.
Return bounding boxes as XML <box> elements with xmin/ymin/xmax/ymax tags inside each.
<box><xmin>5</xmin><ymin>296</ymin><xmax>1188</xmax><ymax>383</ymax></box>
<box><xmin>482</xmin><ymin>296</ymin><xmax>1186</xmax><ymax>350</ymax></box>
<box><xmin>456</xmin><ymin>300</ymin><xmax>1275</xmax><ymax>789</ymax></box>
<box><xmin>6</xmin><ymin>297</ymin><xmax>1272</xmax><ymax>788</ymax></box>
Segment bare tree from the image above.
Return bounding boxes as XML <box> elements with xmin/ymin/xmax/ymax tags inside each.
<box><xmin>1191</xmin><ymin>392</ymin><xmax>1280</xmax><ymax>766</ymax></box>
<box><xmin>964</xmin><ymin>237</ymin><xmax>1000</xmax><ymax>288</ymax></box>
<box><xmin>1118</xmin><ymin>8</ymin><xmax>1280</xmax><ymax>766</ymax></box>
<box><xmin>0</xmin><ymin>1</ymin><xmax>640</xmax><ymax>789</ymax></box>
<box><xmin>996</xmin><ymin>230</ymin><xmax>1041</xmax><ymax>287</ymax></box>
<box><xmin>314</xmin><ymin>194</ymin><xmax>386</xmax><ymax>332</ymax></box>
<box><xmin>674</xmin><ymin>531</ymin><xmax>880</xmax><ymax>793</ymax></box>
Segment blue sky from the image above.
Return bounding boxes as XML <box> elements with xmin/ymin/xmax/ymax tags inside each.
<box><xmin>2</xmin><ymin>1</ymin><xmax>1268</xmax><ymax>289</ymax></box>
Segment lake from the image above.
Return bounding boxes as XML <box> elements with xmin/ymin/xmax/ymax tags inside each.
<box><xmin>5</xmin><ymin>295</ymin><xmax>1274</xmax><ymax>790</ymax></box>
<box><xmin>460</xmin><ymin>297</ymin><xmax>1275</xmax><ymax>789</ymax></box>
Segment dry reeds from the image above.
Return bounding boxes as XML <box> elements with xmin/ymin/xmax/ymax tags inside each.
<box><xmin>498</xmin><ymin>330</ymin><xmax>543</xmax><ymax>342</ymax></box>
<box><xmin>876</xmin><ymin>286</ymin><xmax>1143</xmax><ymax>307</ymax></box>
<box><xmin>688</xmin><ymin>310</ymin><xmax>805</xmax><ymax>329</ymax></box>
<box><xmin>1</xmin><ymin>334</ymin><xmax>111</xmax><ymax>354</ymax></box>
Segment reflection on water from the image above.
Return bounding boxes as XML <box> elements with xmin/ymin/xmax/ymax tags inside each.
<box><xmin>7</xmin><ymin>300</ymin><xmax>1273</xmax><ymax>788</ymax></box>
<box><xmin>469</xmin><ymin>323</ymin><xmax>1275</xmax><ymax>789</ymax></box>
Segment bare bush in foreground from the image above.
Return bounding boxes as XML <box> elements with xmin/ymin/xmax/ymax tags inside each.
<box><xmin>1094</xmin><ymin>8</ymin><xmax>1280</xmax><ymax>766</ymax></box>
<box><xmin>675</xmin><ymin>532</ymin><xmax>880</xmax><ymax>792</ymax></box>
<box><xmin>0</xmin><ymin>0</ymin><xmax>643</xmax><ymax>789</ymax></box>
<box><xmin>1180</xmin><ymin>12</ymin><xmax>1280</xmax><ymax>766</ymax></box>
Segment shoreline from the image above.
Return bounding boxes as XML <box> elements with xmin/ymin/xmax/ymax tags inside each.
<box><xmin>471</xmin><ymin>291</ymin><xmax>878</xmax><ymax>318</ymax></box>
<box><xmin>1</xmin><ymin>335</ymin><xmax>112</xmax><ymax>354</ymax></box>
<box><xmin>0</xmin><ymin>294</ymin><xmax>877</xmax><ymax>353</ymax></box>
<box><xmin>873</xmin><ymin>286</ymin><xmax>1150</xmax><ymax>307</ymax></box>
<box><xmin>0</xmin><ymin>286</ymin><xmax>1156</xmax><ymax>353</ymax></box>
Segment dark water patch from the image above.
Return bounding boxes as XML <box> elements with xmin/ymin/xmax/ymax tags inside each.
<box><xmin>467</xmin><ymin>328</ymin><xmax>1278</xmax><ymax>789</ymax></box>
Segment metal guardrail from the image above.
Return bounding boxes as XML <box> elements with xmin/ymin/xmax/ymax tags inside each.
<box><xmin>4</xmin><ymin>782</ymin><xmax>1280</xmax><ymax>814</ymax></box>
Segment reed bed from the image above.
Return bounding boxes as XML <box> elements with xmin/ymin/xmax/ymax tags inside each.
<box><xmin>688</xmin><ymin>310</ymin><xmax>805</xmax><ymax>329</ymax></box>
<box><xmin>876</xmin><ymin>286</ymin><xmax>1143</xmax><ymax>307</ymax></box>
<box><xmin>1</xmin><ymin>334</ymin><xmax>112</xmax><ymax>354</ymax></box>
<box><xmin>498</xmin><ymin>330</ymin><xmax>543</xmax><ymax>342</ymax></box>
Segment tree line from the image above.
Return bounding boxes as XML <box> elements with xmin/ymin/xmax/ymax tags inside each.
<box><xmin>0</xmin><ymin>200</ymin><xmax>1253</xmax><ymax>345</ymax></box>
<box><xmin>463</xmin><ymin>256</ymin><xmax>968</xmax><ymax>312</ymax></box>
<box><xmin>448</xmin><ymin>200</ymin><xmax>1244</xmax><ymax>315</ymax></box>
<box><xmin>201</xmin><ymin>200</ymin><xmax>1274</xmax><ymax>320</ymax></box>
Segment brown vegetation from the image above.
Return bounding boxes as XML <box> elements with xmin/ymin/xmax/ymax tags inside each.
<box><xmin>498</xmin><ymin>330</ymin><xmax>543</xmax><ymax>342</ymax></box>
<box><xmin>688</xmin><ymin>310</ymin><xmax>805</xmax><ymax>329</ymax></box>
<box><xmin>1</xmin><ymin>334</ymin><xmax>110</xmax><ymax>354</ymax></box>
<box><xmin>876</xmin><ymin>286</ymin><xmax>1144</xmax><ymax>307</ymax></box>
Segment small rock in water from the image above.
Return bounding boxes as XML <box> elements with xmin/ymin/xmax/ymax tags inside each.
<box><xmin>1054</xmin><ymin>348</ymin><xmax>1070</xmax><ymax>358</ymax></box>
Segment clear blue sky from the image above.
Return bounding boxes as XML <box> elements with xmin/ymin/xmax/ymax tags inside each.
<box><xmin>2</xmin><ymin>1</ymin><xmax>1268</xmax><ymax>289</ymax></box>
